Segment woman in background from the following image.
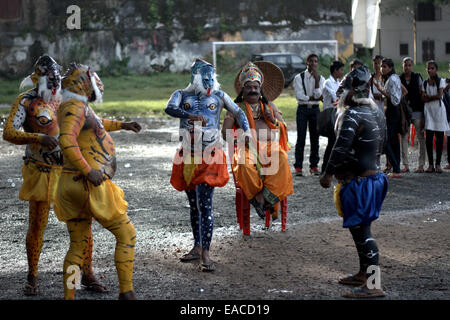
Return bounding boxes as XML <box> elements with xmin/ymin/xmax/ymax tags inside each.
<box><xmin>421</xmin><ymin>61</ymin><xmax>450</xmax><ymax>173</ymax></box>
<box><xmin>373</xmin><ymin>58</ymin><xmax>404</xmax><ymax>178</ymax></box>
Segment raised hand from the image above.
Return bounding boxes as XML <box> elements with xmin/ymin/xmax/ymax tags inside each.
<box><xmin>122</xmin><ymin>122</ymin><xmax>142</xmax><ymax>133</ymax></box>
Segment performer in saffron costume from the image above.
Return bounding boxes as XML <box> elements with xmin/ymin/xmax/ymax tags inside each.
<box><xmin>320</xmin><ymin>65</ymin><xmax>388</xmax><ymax>298</ymax></box>
<box><xmin>3</xmin><ymin>56</ymin><xmax>106</xmax><ymax>296</ymax></box>
<box><xmin>165</xmin><ymin>59</ymin><xmax>251</xmax><ymax>272</ymax></box>
<box><xmin>222</xmin><ymin>61</ymin><xmax>293</xmax><ymax>219</ymax></box>
<box><xmin>55</xmin><ymin>63</ymin><xmax>141</xmax><ymax>300</ymax></box>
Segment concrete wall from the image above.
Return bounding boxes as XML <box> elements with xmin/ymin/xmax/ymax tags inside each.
<box><xmin>0</xmin><ymin>0</ymin><xmax>353</xmax><ymax>77</ymax></box>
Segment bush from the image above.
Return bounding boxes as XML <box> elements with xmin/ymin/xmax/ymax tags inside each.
<box><xmin>99</xmin><ymin>57</ymin><xmax>133</xmax><ymax>77</ymax></box>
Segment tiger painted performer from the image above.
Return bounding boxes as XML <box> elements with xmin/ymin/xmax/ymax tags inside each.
<box><xmin>55</xmin><ymin>62</ymin><xmax>141</xmax><ymax>300</ymax></box>
<box><xmin>2</xmin><ymin>55</ymin><xmax>105</xmax><ymax>296</ymax></box>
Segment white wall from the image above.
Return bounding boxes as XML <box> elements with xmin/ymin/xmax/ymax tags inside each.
<box><xmin>374</xmin><ymin>2</ymin><xmax>450</xmax><ymax>63</ymax></box>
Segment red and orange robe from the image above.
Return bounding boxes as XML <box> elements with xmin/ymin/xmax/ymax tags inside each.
<box><xmin>232</xmin><ymin>101</ymin><xmax>293</xmax><ymax>210</ymax></box>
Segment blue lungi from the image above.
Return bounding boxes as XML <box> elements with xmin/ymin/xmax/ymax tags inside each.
<box><xmin>337</xmin><ymin>172</ymin><xmax>388</xmax><ymax>228</ymax></box>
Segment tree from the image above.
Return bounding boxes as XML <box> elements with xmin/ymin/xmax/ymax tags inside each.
<box><xmin>148</xmin><ymin>0</ymin><xmax>351</xmax><ymax>41</ymax></box>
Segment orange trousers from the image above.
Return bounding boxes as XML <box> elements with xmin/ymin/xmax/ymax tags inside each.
<box><xmin>233</xmin><ymin>141</ymin><xmax>293</xmax><ymax>205</ymax></box>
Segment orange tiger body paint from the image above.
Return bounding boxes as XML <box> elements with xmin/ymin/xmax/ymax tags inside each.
<box><xmin>56</xmin><ymin>63</ymin><xmax>136</xmax><ymax>300</ymax></box>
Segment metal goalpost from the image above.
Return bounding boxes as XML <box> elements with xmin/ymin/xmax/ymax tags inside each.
<box><xmin>211</xmin><ymin>40</ymin><xmax>339</xmax><ymax>68</ymax></box>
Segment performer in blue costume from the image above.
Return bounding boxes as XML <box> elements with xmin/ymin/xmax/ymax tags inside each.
<box><xmin>165</xmin><ymin>59</ymin><xmax>251</xmax><ymax>272</ymax></box>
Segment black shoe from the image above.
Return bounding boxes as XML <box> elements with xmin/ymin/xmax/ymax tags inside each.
<box><xmin>249</xmin><ymin>198</ymin><xmax>266</xmax><ymax>219</ymax></box>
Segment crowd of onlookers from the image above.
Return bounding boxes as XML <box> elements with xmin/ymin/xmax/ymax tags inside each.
<box><xmin>292</xmin><ymin>54</ymin><xmax>450</xmax><ymax>177</ymax></box>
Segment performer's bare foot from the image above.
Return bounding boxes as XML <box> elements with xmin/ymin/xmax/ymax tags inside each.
<box><xmin>81</xmin><ymin>273</ymin><xmax>109</xmax><ymax>293</ymax></box>
<box><xmin>24</xmin><ymin>274</ymin><xmax>38</xmax><ymax>296</ymax></box>
<box><xmin>118</xmin><ymin>290</ymin><xmax>136</xmax><ymax>300</ymax></box>
<box><xmin>180</xmin><ymin>246</ymin><xmax>202</xmax><ymax>262</ymax></box>
<box><xmin>200</xmin><ymin>250</ymin><xmax>216</xmax><ymax>272</ymax></box>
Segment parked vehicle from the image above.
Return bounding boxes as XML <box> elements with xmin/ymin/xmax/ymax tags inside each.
<box><xmin>251</xmin><ymin>52</ymin><xmax>306</xmax><ymax>87</ymax></box>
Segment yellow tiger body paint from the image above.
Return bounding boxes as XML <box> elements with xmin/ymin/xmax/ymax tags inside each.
<box><xmin>57</xmin><ymin>63</ymin><xmax>136</xmax><ymax>299</ymax></box>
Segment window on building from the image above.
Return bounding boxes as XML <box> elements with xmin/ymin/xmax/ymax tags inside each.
<box><xmin>416</xmin><ymin>2</ymin><xmax>442</xmax><ymax>21</ymax></box>
<box><xmin>0</xmin><ymin>0</ymin><xmax>22</xmax><ymax>22</ymax></box>
<box><xmin>422</xmin><ymin>40</ymin><xmax>435</xmax><ymax>62</ymax></box>
<box><xmin>446</xmin><ymin>42</ymin><xmax>450</xmax><ymax>55</ymax></box>
<box><xmin>400</xmin><ymin>44</ymin><xmax>409</xmax><ymax>56</ymax></box>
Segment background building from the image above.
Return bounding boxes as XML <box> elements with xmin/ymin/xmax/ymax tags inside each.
<box><xmin>352</xmin><ymin>0</ymin><xmax>450</xmax><ymax>63</ymax></box>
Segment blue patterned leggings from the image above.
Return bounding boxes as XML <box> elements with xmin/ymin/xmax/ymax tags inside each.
<box><xmin>185</xmin><ymin>183</ymin><xmax>215</xmax><ymax>251</ymax></box>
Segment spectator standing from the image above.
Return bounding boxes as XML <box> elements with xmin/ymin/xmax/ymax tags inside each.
<box><xmin>370</xmin><ymin>55</ymin><xmax>385</xmax><ymax>111</ymax></box>
<box><xmin>320</xmin><ymin>60</ymin><xmax>344</xmax><ymax>173</ymax></box>
<box><xmin>400</xmin><ymin>57</ymin><xmax>426</xmax><ymax>173</ymax></box>
<box><xmin>373</xmin><ymin>58</ymin><xmax>404</xmax><ymax>178</ymax></box>
<box><xmin>293</xmin><ymin>53</ymin><xmax>325</xmax><ymax>176</ymax></box>
<box><xmin>421</xmin><ymin>61</ymin><xmax>450</xmax><ymax>173</ymax></box>
<box><xmin>445</xmin><ymin>65</ymin><xmax>450</xmax><ymax>170</ymax></box>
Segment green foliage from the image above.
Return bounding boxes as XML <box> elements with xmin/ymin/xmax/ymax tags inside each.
<box><xmin>148</xmin><ymin>1</ymin><xmax>159</xmax><ymax>28</ymax></box>
<box><xmin>204</xmin><ymin>50</ymin><xmax>248</xmax><ymax>73</ymax></box>
<box><xmin>65</xmin><ymin>42</ymin><xmax>91</xmax><ymax>66</ymax></box>
<box><xmin>99</xmin><ymin>57</ymin><xmax>133</xmax><ymax>77</ymax></box>
<box><xmin>146</xmin><ymin>0</ymin><xmax>350</xmax><ymax>41</ymax></box>
<box><xmin>148</xmin><ymin>0</ymin><xmax>175</xmax><ymax>31</ymax></box>
<box><xmin>317</xmin><ymin>55</ymin><xmax>336</xmax><ymax>74</ymax></box>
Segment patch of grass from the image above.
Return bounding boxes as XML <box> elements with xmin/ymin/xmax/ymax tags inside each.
<box><xmin>94</xmin><ymin>99</ymin><xmax>169</xmax><ymax>117</ymax></box>
<box><xmin>1</xmin><ymin>62</ymin><xmax>448</xmax><ymax>120</ymax></box>
<box><xmin>0</xmin><ymin>78</ymin><xmax>22</xmax><ymax>104</ymax></box>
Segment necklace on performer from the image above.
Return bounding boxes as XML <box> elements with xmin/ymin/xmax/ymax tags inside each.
<box><xmin>250</xmin><ymin>103</ymin><xmax>261</xmax><ymax>119</ymax></box>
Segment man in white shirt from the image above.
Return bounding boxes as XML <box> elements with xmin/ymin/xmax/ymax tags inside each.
<box><xmin>321</xmin><ymin>60</ymin><xmax>345</xmax><ymax>173</ymax></box>
<box><xmin>293</xmin><ymin>53</ymin><xmax>325</xmax><ymax>176</ymax></box>
<box><xmin>323</xmin><ymin>61</ymin><xmax>345</xmax><ymax>110</ymax></box>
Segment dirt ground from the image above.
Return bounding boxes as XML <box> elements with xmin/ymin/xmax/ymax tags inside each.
<box><xmin>0</xmin><ymin>117</ymin><xmax>449</xmax><ymax>301</ymax></box>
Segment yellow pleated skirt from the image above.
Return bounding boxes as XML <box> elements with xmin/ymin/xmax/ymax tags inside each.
<box><xmin>54</xmin><ymin>172</ymin><xmax>128</xmax><ymax>223</ymax></box>
<box><xmin>19</xmin><ymin>162</ymin><xmax>62</xmax><ymax>204</ymax></box>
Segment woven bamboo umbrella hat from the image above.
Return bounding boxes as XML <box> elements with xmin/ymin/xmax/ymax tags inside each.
<box><xmin>234</xmin><ymin>61</ymin><xmax>285</xmax><ymax>101</ymax></box>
